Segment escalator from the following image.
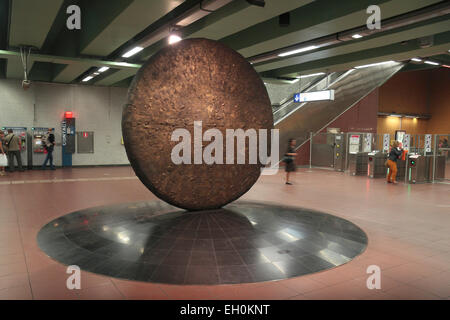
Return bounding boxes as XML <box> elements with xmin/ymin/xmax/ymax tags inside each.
<box><xmin>272</xmin><ymin>61</ymin><xmax>405</xmax><ymax>161</ymax></box>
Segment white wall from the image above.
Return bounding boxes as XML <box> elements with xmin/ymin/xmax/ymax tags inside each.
<box><xmin>0</xmin><ymin>79</ymin><xmax>295</xmax><ymax>166</ymax></box>
<box><xmin>0</xmin><ymin>79</ymin><xmax>129</xmax><ymax>166</ymax></box>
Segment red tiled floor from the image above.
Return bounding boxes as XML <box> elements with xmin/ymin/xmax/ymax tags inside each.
<box><xmin>0</xmin><ymin>285</ymin><xmax>33</xmax><ymax>300</ymax></box>
<box><xmin>77</xmin><ymin>283</ymin><xmax>124</xmax><ymax>300</ymax></box>
<box><xmin>112</xmin><ymin>280</ymin><xmax>169</xmax><ymax>300</ymax></box>
<box><xmin>0</xmin><ymin>167</ymin><xmax>449</xmax><ymax>299</ymax></box>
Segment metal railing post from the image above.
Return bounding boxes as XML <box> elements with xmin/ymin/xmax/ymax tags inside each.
<box><xmin>308</xmin><ymin>132</ymin><xmax>313</xmax><ymax>171</ymax></box>
<box><xmin>432</xmin><ymin>134</ymin><xmax>437</xmax><ymax>183</ymax></box>
<box><xmin>405</xmin><ymin>151</ymin><xmax>408</xmax><ymax>184</ymax></box>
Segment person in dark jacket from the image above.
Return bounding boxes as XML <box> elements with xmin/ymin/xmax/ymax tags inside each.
<box><xmin>284</xmin><ymin>138</ymin><xmax>297</xmax><ymax>185</ymax></box>
<box><xmin>386</xmin><ymin>140</ymin><xmax>403</xmax><ymax>184</ymax></box>
<box><xmin>42</xmin><ymin>128</ymin><xmax>56</xmax><ymax>170</ymax></box>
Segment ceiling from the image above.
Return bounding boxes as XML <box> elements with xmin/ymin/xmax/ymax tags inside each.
<box><xmin>0</xmin><ymin>0</ymin><xmax>449</xmax><ymax>87</ymax></box>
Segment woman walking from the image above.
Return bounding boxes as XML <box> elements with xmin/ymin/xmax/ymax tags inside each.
<box><xmin>386</xmin><ymin>140</ymin><xmax>403</xmax><ymax>184</ymax></box>
<box><xmin>284</xmin><ymin>138</ymin><xmax>297</xmax><ymax>185</ymax></box>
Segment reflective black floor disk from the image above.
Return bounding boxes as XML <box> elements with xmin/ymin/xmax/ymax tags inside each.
<box><xmin>37</xmin><ymin>201</ymin><xmax>368</xmax><ymax>285</ymax></box>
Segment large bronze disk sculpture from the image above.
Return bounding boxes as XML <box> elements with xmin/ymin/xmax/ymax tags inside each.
<box><xmin>122</xmin><ymin>38</ymin><xmax>273</xmax><ymax>210</ymax></box>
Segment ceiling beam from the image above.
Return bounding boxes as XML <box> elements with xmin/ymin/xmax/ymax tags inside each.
<box><xmin>260</xmin><ymin>31</ymin><xmax>450</xmax><ymax>78</ymax></box>
<box><xmin>256</xmin><ymin>16</ymin><xmax>450</xmax><ymax>74</ymax></box>
<box><xmin>224</xmin><ymin>0</ymin><xmax>441</xmax><ymax>58</ymax></box>
<box><xmin>7</xmin><ymin>0</ymin><xmax>63</xmax><ymax>79</ymax></box>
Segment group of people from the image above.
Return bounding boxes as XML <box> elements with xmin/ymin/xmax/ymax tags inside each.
<box><xmin>0</xmin><ymin>128</ymin><xmax>56</xmax><ymax>175</ymax></box>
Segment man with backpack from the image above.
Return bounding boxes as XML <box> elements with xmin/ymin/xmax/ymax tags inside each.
<box><xmin>4</xmin><ymin>129</ymin><xmax>24</xmax><ymax>172</ymax></box>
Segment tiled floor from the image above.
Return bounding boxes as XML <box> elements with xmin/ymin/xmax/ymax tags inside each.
<box><xmin>36</xmin><ymin>200</ymin><xmax>367</xmax><ymax>285</ymax></box>
<box><xmin>0</xmin><ymin>166</ymin><xmax>449</xmax><ymax>300</ymax></box>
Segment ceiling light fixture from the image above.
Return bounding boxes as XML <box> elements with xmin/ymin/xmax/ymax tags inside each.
<box><xmin>424</xmin><ymin>60</ymin><xmax>439</xmax><ymax>66</ymax></box>
<box><xmin>82</xmin><ymin>76</ymin><xmax>93</xmax><ymax>82</ymax></box>
<box><xmin>352</xmin><ymin>34</ymin><xmax>363</xmax><ymax>39</ymax></box>
<box><xmin>98</xmin><ymin>66</ymin><xmax>110</xmax><ymax>73</ymax></box>
<box><xmin>278</xmin><ymin>45</ymin><xmax>318</xmax><ymax>57</ymax></box>
<box><xmin>168</xmin><ymin>32</ymin><xmax>182</xmax><ymax>45</ymax></box>
<box><xmin>411</xmin><ymin>58</ymin><xmax>422</xmax><ymax>62</ymax></box>
<box><xmin>122</xmin><ymin>46</ymin><xmax>144</xmax><ymax>58</ymax></box>
<box><xmin>297</xmin><ymin>72</ymin><xmax>326</xmax><ymax>79</ymax></box>
<box><xmin>354</xmin><ymin>61</ymin><xmax>395</xmax><ymax>69</ymax></box>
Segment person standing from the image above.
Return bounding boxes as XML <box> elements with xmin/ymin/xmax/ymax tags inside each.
<box><xmin>284</xmin><ymin>138</ymin><xmax>297</xmax><ymax>185</ymax></box>
<box><xmin>4</xmin><ymin>129</ymin><xmax>23</xmax><ymax>172</ymax></box>
<box><xmin>386</xmin><ymin>140</ymin><xmax>403</xmax><ymax>184</ymax></box>
<box><xmin>0</xmin><ymin>131</ymin><xmax>6</xmax><ymax>176</ymax></box>
<box><xmin>42</xmin><ymin>128</ymin><xmax>56</xmax><ymax>170</ymax></box>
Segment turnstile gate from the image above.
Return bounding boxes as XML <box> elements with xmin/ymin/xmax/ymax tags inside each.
<box><xmin>368</xmin><ymin>152</ymin><xmax>387</xmax><ymax>178</ymax></box>
<box><xmin>348</xmin><ymin>152</ymin><xmax>368</xmax><ymax>176</ymax></box>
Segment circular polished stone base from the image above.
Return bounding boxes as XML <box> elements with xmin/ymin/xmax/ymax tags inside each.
<box><xmin>37</xmin><ymin>201</ymin><xmax>367</xmax><ymax>285</ymax></box>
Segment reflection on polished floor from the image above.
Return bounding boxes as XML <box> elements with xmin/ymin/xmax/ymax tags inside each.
<box><xmin>0</xmin><ymin>167</ymin><xmax>449</xmax><ymax>299</ymax></box>
<box><xmin>37</xmin><ymin>201</ymin><xmax>367</xmax><ymax>285</ymax></box>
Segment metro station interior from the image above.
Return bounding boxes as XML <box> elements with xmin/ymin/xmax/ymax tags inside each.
<box><xmin>0</xmin><ymin>0</ymin><xmax>449</xmax><ymax>301</ymax></box>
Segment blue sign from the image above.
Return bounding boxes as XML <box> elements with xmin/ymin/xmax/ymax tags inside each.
<box><xmin>293</xmin><ymin>93</ymin><xmax>301</xmax><ymax>103</ymax></box>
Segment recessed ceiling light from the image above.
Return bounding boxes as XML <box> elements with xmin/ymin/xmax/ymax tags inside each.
<box><xmin>98</xmin><ymin>67</ymin><xmax>110</xmax><ymax>73</ymax></box>
<box><xmin>411</xmin><ymin>58</ymin><xmax>422</xmax><ymax>62</ymax></box>
<box><xmin>93</xmin><ymin>72</ymin><xmax>100</xmax><ymax>75</ymax></box>
<box><xmin>297</xmin><ymin>72</ymin><xmax>326</xmax><ymax>78</ymax></box>
<box><xmin>278</xmin><ymin>45</ymin><xmax>318</xmax><ymax>57</ymax></box>
<box><xmin>354</xmin><ymin>61</ymin><xmax>395</xmax><ymax>69</ymax></box>
<box><xmin>424</xmin><ymin>60</ymin><xmax>439</xmax><ymax>66</ymax></box>
<box><xmin>352</xmin><ymin>34</ymin><xmax>363</xmax><ymax>39</ymax></box>
<box><xmin>82</xmin><ymin>76</ymin><xmax>93</xmax><ymax>82</ymax></box>
<box><xmin>122</xmin><ymin>46</ymin><xmax>143</xmax><ymax>58</ymax></box>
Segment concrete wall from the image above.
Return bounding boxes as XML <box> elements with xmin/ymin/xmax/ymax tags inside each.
<box><xmin>0</xmin><ymin>79</ymin><xmax>129</xmax><ymax>166</ymax></box>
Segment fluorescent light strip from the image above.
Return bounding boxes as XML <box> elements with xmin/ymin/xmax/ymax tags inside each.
<box><xmin>352</xmin><ymin>34</ymin><xmax>363</xmax><ymax>39</ymax></box>
<box><xmin>122</xmin><ymin>46</ymin><xmax>144</xmax><ymax>58</ymax></box>
<box><xmin>354</xmin><ymin>61</ymin><xmax>394</xmax><ymax>69</ymax></box>
<box><xmin>82</xmin><ymin>76</ymin><xmax>93</xmax><ymax>82</ymax></box>
<box><xmin>297</xmin><ymin>72</ymin><xmax>325</xmax><ymax>79</ymax></box>
<box><xmin>278</xmin><ymin>45</ymin><xmax>317</xmax><ymax>57</ymax></box>
<box><xmin>424</xmin><ymin>60</ymin><xmax>439</xmax><ymax>66</ymax></box>
<box><xmin>411</xmin><ymin>58</ymin><xmax>422</xmax><ymax>62</ymax></box>
<box><xmin>98</xmin><ymin>67</ymin><xmax>110</xmax><ymax>73</ymax></box>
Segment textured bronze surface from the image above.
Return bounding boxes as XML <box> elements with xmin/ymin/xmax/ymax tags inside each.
<box><xmin>122</xmin><ymin>38</ymin><xmax>273</xmax><ymax>210</ymax></box>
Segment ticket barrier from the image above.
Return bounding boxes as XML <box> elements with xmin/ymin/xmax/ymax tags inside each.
<box><xmin>433</xmin><ymin>155</ymin><xmax>446</xmax><ymax>181</ymax></box>
<box><xmin>348</xmin><ymin>152</ymin><xmax>368</xmax><ymax>176</ymax></box>
<box><xmin>396</xmin><ymin>159</ymin><xmax>406</xmax><ymax>181</ymax></box>
<box><xmin>408</xmin><ymin>155</ymin><xmax>431</xmax><ymax>183</ymax></box>
<box><xmin>368</xmin><ymin>152</ymin><xmax>387</xmax><ymax>178</ymax></box>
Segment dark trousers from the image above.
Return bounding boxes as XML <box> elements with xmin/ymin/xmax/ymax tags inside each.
<box><xmin>7</xmin><ymin>151</ymin><xmax>23</xmax><ymax>172</ymax></box>
<box><xmin>42</xmin><ymin>151</ymin><xmax>54</xmax><ymax>169</ymax></box>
